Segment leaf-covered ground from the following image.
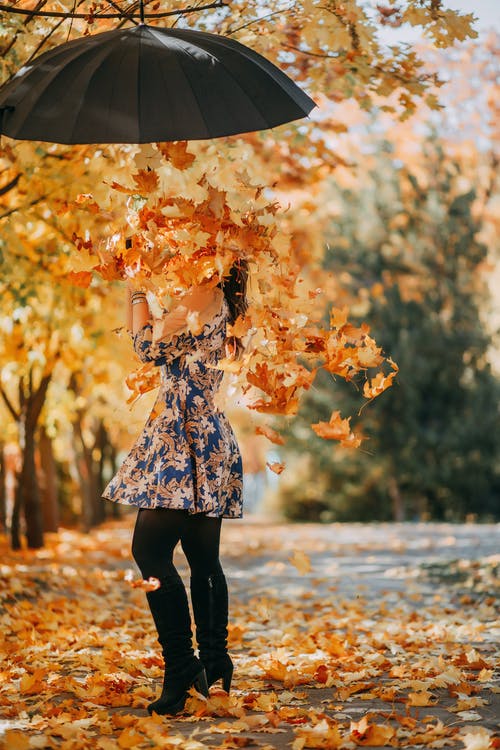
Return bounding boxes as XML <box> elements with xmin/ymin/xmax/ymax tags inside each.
<box><xmin>1</xmin><ymin>519</ymin><xmax>499</xmax><ymax>750</ymax></box>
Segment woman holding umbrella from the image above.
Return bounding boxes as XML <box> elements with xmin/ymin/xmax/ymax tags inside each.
<box><xmin>102</xmin><ymin>263</ymin><xmax>247</xmax><ymax>715</ymax></box>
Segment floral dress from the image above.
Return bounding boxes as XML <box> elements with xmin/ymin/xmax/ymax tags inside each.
<box><xmin>102</xmin><ymin>299</ymin><xmax>243</xmax><ymax>518</ymax></box>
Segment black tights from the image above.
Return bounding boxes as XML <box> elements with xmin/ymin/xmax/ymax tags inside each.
<box><xmin>131</xmin><ymin>508</ymin><xmax>223</xmax><ymax>582</ymax></box>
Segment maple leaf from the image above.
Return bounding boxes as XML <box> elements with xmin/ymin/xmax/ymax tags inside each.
<box><xmin>459</xmin><ymin>728</ymin><xmax>494</xmax><ymax>750</ymax></box>
<box><xmin>256</xmin><ymin>425</ymin><xmax>285</xmax><ymax>445</ymax></box>
<box><xmin>288</xmin><ymin>550</ymin><xmax>312</xmax><ymax>575</ymax></box>
<box><xmin>267</xmin><ymin>461</ymin><xmax>285</xmax><ymax>475</ymax></box>
<box><xmin>350</xmin><ymin>715</ymin><xmax>396</xmax><ymax>746</ymax></box>
<box><xmin>363</xmin><ymin>370</ymin><xmax>397</xmax><ymax>400</ymax></box>
<box><xmin>67</xmin><ymin>270</ymin><xmax>93</xmax><ymax>288</ymax></box>
<box><xmin>132</xmin><ymin>169</ymin><xmax>159</xmax><ymax>194</ymax></box>
<box><xmin>311</xmin><ymin>410</ymin><xmax>361</xmax><ymax>448</ymax></box>
<box><xmin>124</xmin><ymin>571</ymin><xmax>160</xmax><ymax>591</ymax></box>
<box><xmin>157</xmin><ymin>141</ymin><xmax>196</xmax><ymax>170</ymax></box>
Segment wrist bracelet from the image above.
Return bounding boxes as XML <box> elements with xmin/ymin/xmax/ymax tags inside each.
<box><xmin>132</xmin><ymin>297</ymin><xmax>147</xmax><ymax>305</ymax></box>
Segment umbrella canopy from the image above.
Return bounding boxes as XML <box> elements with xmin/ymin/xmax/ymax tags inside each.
<box><xmin>0</xmin><ymin>24</ymin><xmax>316</xmax><ymax>144</ymax></box>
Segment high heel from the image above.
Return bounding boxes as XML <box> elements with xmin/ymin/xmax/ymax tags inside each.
<box><xmin>220</xmin><ymin>660</ymin><xmax>233</xmax><ymax>693</ymax></box>
<box><xmin>147</xmin><ymin>658</ymin><xmax>209</xmax><ymax>715</ymax></box>
<box><xmin>190</xmin><ymin>572</ymin><xmax>234</xmax><ymax>693</ymax></box>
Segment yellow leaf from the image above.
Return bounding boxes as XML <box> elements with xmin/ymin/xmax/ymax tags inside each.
<box><xmin>407</xmin><ymin>690</ymin><xmax>438</xmax><ymax>706</ymax></box>
<box><xmin>0</xmin><ymin>730</ymin><xmax>30</xmax><ymax>750</ymax></box>
<box><xmin>288</xmin><ymin>550</ymin><xmax>312</xmax><ymax>575</ymax></box>
<box><xmin>117</xmin><ymin>728</ymin><xmax>144</xmax><ymax>748</ymax></box>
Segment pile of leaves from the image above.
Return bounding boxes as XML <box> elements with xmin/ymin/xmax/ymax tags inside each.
<box><xmin>1</xmin><ymin>520</ymin><xmax>498</xmax><ymax>749</ymax></box>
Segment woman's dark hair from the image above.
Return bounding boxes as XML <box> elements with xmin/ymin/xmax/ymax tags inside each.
<box><xmin>220</xmin><ymin>259</ymin><xmax>249</xmax><ymax>357</ymax></box>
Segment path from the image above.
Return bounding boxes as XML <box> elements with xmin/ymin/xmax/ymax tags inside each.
<box><xmin>0</xmin><ymin>519</ymin><xmax>498</xmax><ymax>749</ymax></box>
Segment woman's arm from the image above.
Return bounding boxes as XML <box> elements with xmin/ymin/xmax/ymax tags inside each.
<box><xmin>127</xmin><ymin>285</ymin><xmax>151</xmax><ymax>335</ymax></box>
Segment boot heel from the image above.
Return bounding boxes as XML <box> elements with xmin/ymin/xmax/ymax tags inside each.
<box><xmin>221</xmin><ymin>664</ymin><xmax>233</xmax><ymax>693</ymax></box>
<box><xmin>194</xmin><ymin>668</ymin><xmax>209</xmax><ymax>698</ymax></box>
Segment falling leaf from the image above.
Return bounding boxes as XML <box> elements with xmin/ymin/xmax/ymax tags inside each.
<box><xmin>288</xmin><ymin>550</ymin><xmax>312</xmax><ymax>575</ymax></box>
<box><xmin>256</xmin><ymin>425</ymin><xmax>285</xmax><ymax>445</ymax></box>
<box><xmin>124</xmin><ymin>571</ymin><xmax>160</xmax><ymax>591</ymax></box>
<box><xmin>67</xmin><ymin>270</ymin><xmax>93</xmax><ymax>288</ymax></box>
<box><xmin>267</xmin><ymin>462</ymin><xmax>285</xmax><ymax>475</ymax></box>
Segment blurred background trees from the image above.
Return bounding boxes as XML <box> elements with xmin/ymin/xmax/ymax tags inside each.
<box><xmin>282</xmin><ymin>135</ymin><xmax>500</xmax><ymax>523</ymax></box>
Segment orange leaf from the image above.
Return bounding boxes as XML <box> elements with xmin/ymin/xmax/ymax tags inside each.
<box><xmin>124</xmin><ymin>572</ymin><xmax>160</xmax><ymax>591</ymax></box>
<box><xmin>311</xmin><ymin>411</ymin><xmax>354</xmax><ymax>443</ymax></box>
<box><xmin>157</xmin><ymin>141</ymin><xmax>196</xmax><ymax>170</ymax></box>
<box><xmin>256</xmin><ymin>425</ymin><xmax>285</xmax><ymax>445</ymax></box>
<box><xmin>407</xmin><ymin>690</ymin><xmax>438</xmax><ymax>706</ymax></box>
<box><xmin>350</xmin><ymin>716</ymin><xmax>396</xmax><ymax>746</ymax></box>
<box><xmin>132</xmin><ymin>169</ymin><xmax>159</xmax><ymax>194</ymax></box>
<box><xmin>67</xmin><ymin>270</ymin><xmax>92</xmax><ymax>288</ymax></box>
<box><xmin>267</xmin><ymin>461</ymin><xmax>285</xmax><ymax>475</ymax></box>
<box><xmin>363</xmin><ymin>371</ymin><xmax>397</xmax><ymax>400</ymax></box>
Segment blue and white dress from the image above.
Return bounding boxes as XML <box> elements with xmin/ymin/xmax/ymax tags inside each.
<box><xmin>102</xmin><ymin>299</ymin><xmax>243</xmax><ymax>518</ymax></box>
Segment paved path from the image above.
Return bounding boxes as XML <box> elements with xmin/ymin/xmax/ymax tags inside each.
<box><xmin>1</xmin><ymin>519</ymin><xmax>498</xmax><ymax>749</ymax></box>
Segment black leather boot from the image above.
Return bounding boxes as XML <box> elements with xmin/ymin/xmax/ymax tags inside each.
<box><xmin>190</xmin><ymin>571</ymin><xmax>233</xmax><ymax>693</ymax></box>
<box><xmin>145</xmin><ymin>575</ymin><xmax>209</xmax><ymax>715</ymax></box>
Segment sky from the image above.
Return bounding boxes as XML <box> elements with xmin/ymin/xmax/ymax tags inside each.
<box><xmin>373</xmin><ymin>0</ymin><xmax>500</xmax><ymax>46</ymax></box>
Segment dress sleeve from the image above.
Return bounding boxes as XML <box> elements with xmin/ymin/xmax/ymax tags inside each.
<box><xmin>133</xmin><ymin>323</ymin><xmax>197</xmax><ymax>365</ymax></box>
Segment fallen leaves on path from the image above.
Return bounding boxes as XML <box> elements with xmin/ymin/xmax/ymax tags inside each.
<box><xmin>0</xmin><ymin>521</ymin><xmax>498</xmax><ymax>749</ymax></box>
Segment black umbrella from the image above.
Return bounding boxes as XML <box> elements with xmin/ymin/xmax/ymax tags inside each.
<box><xmin>0</xmin><ymin>22</ymin><xmax>316</xmax><ymax>144</ymax></box>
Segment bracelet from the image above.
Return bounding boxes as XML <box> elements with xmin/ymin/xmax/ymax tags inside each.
<box><xmin>132</xmin><ymin>297</ymin><xmax>147</xmax><ymax>306</ymax></box>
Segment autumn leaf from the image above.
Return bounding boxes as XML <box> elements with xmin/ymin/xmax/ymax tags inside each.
<box><xmin>311</xmin><ymin>410</ymin><xmax>361</xmax><ymax>447</ymax></box>
<box><xmin>363</xmin><ymin>370</ymin><xmax>397</xmax><ymax>400</ymax></box>
<box><xmin>350</xmin><ymin>715</ymin><xmax>396</xmax><ymax>746</ymax></box>
<box><xmin>157</xmin><ymin>141</ymin><xmax>196</xmax><ymax>170</ymax></box>
<box><xmin>67</xmin><ymin>270</ymin><xmax>93</xmax><ymax>288</ymax></box>
<box><xmin>267</xmin><ymin>461</ymin><xmax>285</xmax><ymax>475</ymax></box>
<box><xmin>132</xmin><ymin>169</ymin><xmax>159</xmax><ymax>194</ymax></box>
<box><xmin>256</xmin><ymin>424</ymin><xmax>285</xmax><ymax>445</ymax></box>
<box><xmin>407</xmin><ymin>690</ymin><xmax>438</xmax><ymax>706</ymax></box>
<box><xmin>288</xmin><ymin>550</ymin><xmax>312</xmax><ymax>575</ymax></box>
<box><xmin>124</xmin><ymin>571</ymin><xmax>160</xmax><ymax>591</ymax></box>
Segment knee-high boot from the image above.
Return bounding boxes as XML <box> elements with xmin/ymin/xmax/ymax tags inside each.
<box><xmin>145</xmin><ymin>575</ymin><xmax>209</xmax><ymax>715</ymax></box>
<box><xmin>190</xmin><ymin>571</ymin><xmax>233</xmax><ymax>693</ymax></box>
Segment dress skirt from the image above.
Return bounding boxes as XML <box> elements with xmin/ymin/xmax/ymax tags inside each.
<box><xmin>102</xmin><ymin>300</ymin><xmax>243</xmax><ymax>518</ymax></box>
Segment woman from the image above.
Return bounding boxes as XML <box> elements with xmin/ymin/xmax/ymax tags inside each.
<box><xmin>102</xmin><ymin>263</ymin><xmax>247</xmax><ymax>716</ymax></box>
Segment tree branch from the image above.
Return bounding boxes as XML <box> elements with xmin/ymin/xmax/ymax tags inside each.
<box><xmin>29</xmin><ymin>372</ymin><xmax>52</xmax><ymax>427</ymax></box>
<box><xmin>0</xmin><ymin>384</ymin><xmax>19</xmax><ymax>421</ymax></box>
<box><xmin>0</xmin><ymin>173</ymin><xmax>21</xmax><ymax>197</ymax></box>
<box><xmin>0</xmin><ymin>0</ymin><xmax>227</xmax><ymax>19</ymax></box>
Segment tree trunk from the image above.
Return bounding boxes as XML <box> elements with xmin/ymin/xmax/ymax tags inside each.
<box><xmin>388</xmin><ymin>475</ymin><xmax>405</xmax><ymax>522</ymax></box>
<box><xmin>39</xmin><ymin>427</ymin><xmax>59</xmax><ymax>533</ymax></box>
<box><xmin>11</xmin><ymin>472</ymin><xmax>22</xmax><ymax>550</ymax></box>
<box><xmin>93</xmin><ymin>421</ymin><xmax>109</xmax><ymax>525</ymax></box>
<box><xmin>73</xmin><ymin>415</ymin><xmax>98</xmax><ymax>533</ymax></box>
<box><xmin>108</xmin><ymin>442</ymin><xmax>120</xmax><ymax>519</ymax></box>
<box><xmin>22</xmin><ymin>426</ymin><xmax>44</xmax><ymax>548</ymax></box>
